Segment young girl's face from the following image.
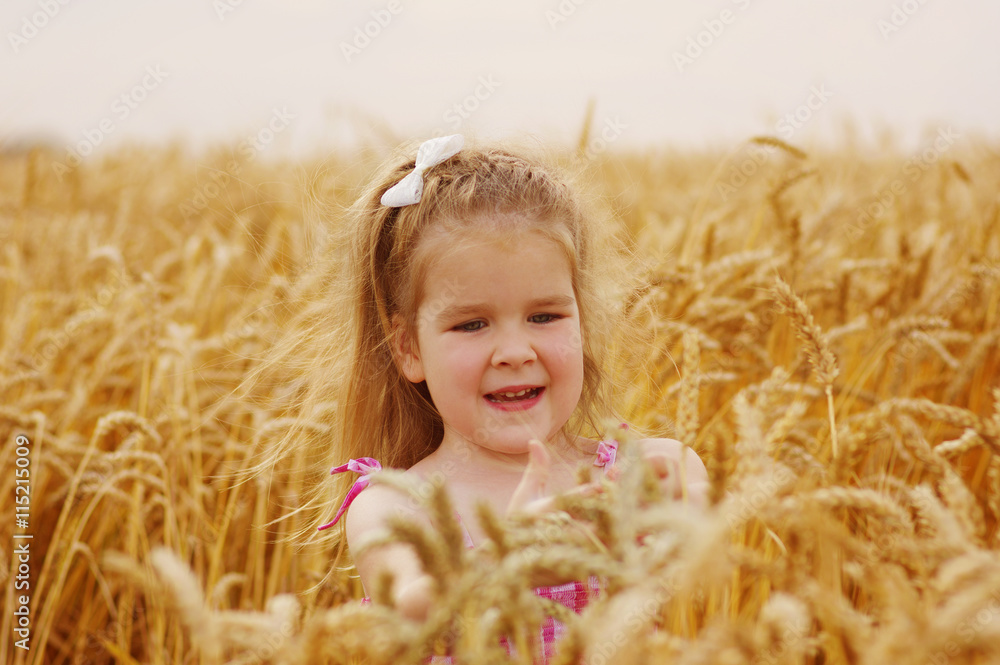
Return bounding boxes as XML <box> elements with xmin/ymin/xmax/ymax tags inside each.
<box><xmin>398</xmin><ymin>224</ymin><xmax>584</xmax><ymax>458</ymax></box>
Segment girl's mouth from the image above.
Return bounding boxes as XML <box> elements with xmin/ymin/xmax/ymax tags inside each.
<box><xmin>485</xmin><ymin>387</ymin><xmax>543</xmax><ymax>410</ymax></box>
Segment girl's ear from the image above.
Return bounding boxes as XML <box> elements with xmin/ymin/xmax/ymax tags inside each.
<box><xmin>392</xmin><ymin>315</ymin><xmax>425</xmax><ymax>384</ymax></box>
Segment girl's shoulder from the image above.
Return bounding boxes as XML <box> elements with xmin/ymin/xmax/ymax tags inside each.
<box><xmin>633</xmin><ymin>437</ymin><xmax>710</xmax><ymax>507</ymax></box>
<box><xmin>343</xmin><ymin>473</ymin><xmax>431</xmax><ymax>551</ymax></box>
<box><xmin>635</xmin><ymin>436</ymin><xmax>694</xmax><ymax>456</ymax></box>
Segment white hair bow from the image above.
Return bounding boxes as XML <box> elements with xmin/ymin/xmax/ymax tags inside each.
<box><xmin>380</xmin><ymin>134</ymin><xmax>464</xmax><ymax>207</ymax></box>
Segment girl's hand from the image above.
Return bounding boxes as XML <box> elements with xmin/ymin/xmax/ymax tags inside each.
<box><xmin>505</xmin><ymin>440</ymin><xmax>601</xmax><ymax>588</ymax></box>
<box><xmin>507</xmin><ymin>439</ymin><xmax>555</xmax><ymax>516</ymax></box>
<box><xmin>507</xmin><ymin>439</ymin><xmax>606</xmax><ymax>517</ymax></box>
<box><xmin>506</xmin><ymin>438</ymin><xmax>709</xmax><ymax>516</ymax></box>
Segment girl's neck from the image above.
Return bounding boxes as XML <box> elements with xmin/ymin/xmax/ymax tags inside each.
<box><xmin>420</xmin><ymin>429</ymin><xmax>595</xmax><ymax>483</ymax></box>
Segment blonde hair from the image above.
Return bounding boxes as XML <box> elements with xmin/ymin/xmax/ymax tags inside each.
<box><xmin>244</xmin><ymin>138</ymin><xmax>637</xmax><ymax>559</ymax></box>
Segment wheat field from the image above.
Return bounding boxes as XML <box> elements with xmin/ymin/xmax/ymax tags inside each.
<box><xmin>1</xmin><ymin>132</ymin><xmax>999</xmax><ymax>664</ymax></box>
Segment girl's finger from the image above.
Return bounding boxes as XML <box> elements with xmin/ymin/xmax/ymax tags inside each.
<box><xmin>507</xmin><ymin>440</ymin><xmax>552</xmax><ymax>516</ymax></box>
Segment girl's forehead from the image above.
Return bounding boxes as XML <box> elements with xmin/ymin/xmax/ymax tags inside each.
<box><xmin>405</xmin><ymin>216</ymin><xmax>576</xmax><ymax>310</ymax></box>
<box><xmin>415</xmin><ymin>230</ymin><xmax>574</xmax><ymax>305</ymax></box>
<box><xmin>420</xmin><ymin>228</ymin><xmax>568</xmax><ymax>276</ymax></box>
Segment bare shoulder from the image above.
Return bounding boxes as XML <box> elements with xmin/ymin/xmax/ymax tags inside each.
<box><xmin>638</xmin><ymin>437</ymin><xmax>709</xmax><ymax>482</ymax></box>
<box><xmin>343</xmin><ymin>480</ymin><xmax>429</xmax><ymax>552</ymax></box>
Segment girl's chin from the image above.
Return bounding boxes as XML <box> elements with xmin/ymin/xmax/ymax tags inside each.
<box><xmin>479</xmin><ymin>436</ymin><xmax>537</xmax><ymax>455</ymax></box>
<box><xmin>441</xmin><ymin>417</ymin><xmax>571</xmax><ymax>455</ymax></box>
<box><xmin>474</xmin><ymin>427</ymin><xmax>563</xmax><ymax>454</ymax></box>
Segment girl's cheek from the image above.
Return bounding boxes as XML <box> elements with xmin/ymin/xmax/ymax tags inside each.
<box><xmin>551</xmin><ymin>325</ymin><xmax>583</xmax><ymax>359</ymax></box>
<box><xmin>445</xmin><ymin>346</ymin><xmax>480</xmax><ymax>372</ymax></box>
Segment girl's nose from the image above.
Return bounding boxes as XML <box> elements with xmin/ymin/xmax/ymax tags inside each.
<box><xmin>491</xmin><ymin>326</ymin><xmax>537</xmax><ymax>367</ymax></box>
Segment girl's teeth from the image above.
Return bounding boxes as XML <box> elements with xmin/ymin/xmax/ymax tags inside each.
<box><xmin>488</xmin><ymin>388</ymin><xmax>539</xmax><ymax>402</ymax></box>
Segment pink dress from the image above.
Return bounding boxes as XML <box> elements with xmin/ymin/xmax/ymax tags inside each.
<box><xmin>319</xmin><ymin>437</ymin><xmax>621</xmax><ymax>664</ymax></box>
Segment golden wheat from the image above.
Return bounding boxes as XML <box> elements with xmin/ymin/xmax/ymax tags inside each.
<box><xmin>2</xmin><ymin>135</ymin><xmax>999</xmax><ymax>665</ymax></box>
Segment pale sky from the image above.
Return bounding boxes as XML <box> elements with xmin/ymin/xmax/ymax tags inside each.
<box><xmin>3</xmin><ymin>0</ymin><xmax>998</xmax><ymax>159</ymax></box>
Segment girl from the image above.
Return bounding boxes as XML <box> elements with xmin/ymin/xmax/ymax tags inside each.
<box><xmin>263</xmin><ymin>134</ymin><xmax>708</xmax><ymax>658</ymax></box>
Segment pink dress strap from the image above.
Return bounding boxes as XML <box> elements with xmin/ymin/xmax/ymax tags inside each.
<box><xmin>318</xmin><ymin>457</ymin><xmax>382</xmax><ymax>531</ymax></box>
<box><xmin>593</xmin><ymin>423</ymin><xmax>627</xmax><ymax>474</ymax></box>
<box><xmin>593</xmin><ymin>439</ymin><xmax>618</xmax><ymax>472</ymax></box>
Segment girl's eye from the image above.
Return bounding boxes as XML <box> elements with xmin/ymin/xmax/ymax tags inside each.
<box><xmin>455</xmin><ymin>320</ymin><xmax>485</xmax><ymax>332</ymax></box>
<box><xmin>529</xmin><ymin>313</ymin><xmax>562</xmax><ymax>324</ymax></box>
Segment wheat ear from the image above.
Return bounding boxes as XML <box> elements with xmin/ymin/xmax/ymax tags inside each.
<box><xmin>772</xmin><ymin>277</ymin><xmax>840</xmax><ymax>458</ymax></box>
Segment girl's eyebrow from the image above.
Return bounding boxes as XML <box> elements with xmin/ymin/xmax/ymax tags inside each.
<box><xmin>529</xmin><ymin>294</ymin><xmax>577</xmax><ymax>309</ymax></box>
<box><xmin>435</xmin><ymin>294</ymin><xmax>576</xmax><ymax>322</ymax></box>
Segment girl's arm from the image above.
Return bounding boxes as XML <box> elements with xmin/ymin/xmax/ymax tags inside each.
<box><xmin>344</xmin><ymin>483</ymin><xmax>437</xmax><ymax>621</ymax></box>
